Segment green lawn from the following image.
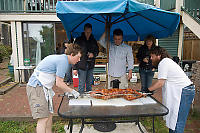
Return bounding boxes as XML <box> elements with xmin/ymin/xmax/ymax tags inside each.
<box><xmin>141</xmin><ymin>116</ymin><xmax>168</xmax><ymax>133</ymax></box>
<box><xmin>0</xmin><ymin>117</ymin><xmax>166</xmax><ymax>133</ymax></box>
<box><xmin>0</xmin><ymin>110</ymin><xmax>199</xmax><ymax>133</ymax></box>
<box><xmin>0</xmin><ymin>120</ymin><xmax>67</xmax><ymax>133</ymax></box>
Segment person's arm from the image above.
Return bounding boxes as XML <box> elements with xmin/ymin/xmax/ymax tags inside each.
<box><xmin>127</xmin><ymin>46</ymin><xmax>134</xmax><ymax>80</ymax></box>
<box><xmin>88</xmin><ymin>40</ymin><xmax>99</xmax><ymax>58</ymax></box>
<box><xmin>56</xmin><ymin>76</ymin><xmax>80</xmax><ymax>98</ymax></box>
<box><xmin>148</xmin><ymin>79</ymin><xmax>166</xmax><ymax>91</ymax></box>
<box><xmin>99</xmin><ymin>32</ymin><xmax>107</xmax><ymax>49</ymax></box>
<box><xmin>128</xmin><ymin>69</ymin><xmax>132</xmax><ymax>80</ymax></box>
<box><xmin>136</xmin><ymin>46</ymin><xmax>145</xmax><ymax>63</ymax></box>
<box><xmin>73</xmin><ymin>70</ymin><xmax>78</xmax><ymax>76</ymax></box>
<box><xmin>72</xmin><ymin>38</ymin><xmax>80</xmax><ymax>70</ymax></box>
<box><xmin>72</xmin><ymin>64</ymin><xmax>78</xmax><ymax>71</ymax></box>
<box><xmin>56</xmin><ymin>76</ymin><xmax>74</xmax><ymax>93</ymax></box>
<box><xmin>93</xmin><ymin>41</ymin><xmax>99</xmax><ymax>57</ymax></box>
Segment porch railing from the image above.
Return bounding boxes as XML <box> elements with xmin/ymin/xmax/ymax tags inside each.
<box><xmin>182</xmin><ymin>0</ymin><xmax>200</xmax><ymax>24</ymax></box>
<box><xmin>0</xmin><ymin>0</ymin><xmax>60</xmax><ymax>13</ymax></box>
<box><xmin>26</xmin><ymin>0</ymin><xmax>57</xmax><ymax>12</ymax></box>
<box><xmin>0</xmin><ymin>0</ymin><xmax>153</xmax><ymax>13</ymax></box>
<box><xmin>0</xmin><ymin>0</ymin><xmax>25</xmax><ymax>12</ymax></box>
<box><xmin>160</xmin><ymin>0</ymin><xmax>176</xmax><ymax>11</ymax></box>
<box><xmin>136</xmin><ymin>0</ymin><xmax>154</xmax><ymax>6</ymax></box>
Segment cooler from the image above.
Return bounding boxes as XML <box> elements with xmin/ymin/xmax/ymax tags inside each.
<box><xmin>73</xmin><ymin>74</ymin><xmax>79</xmax><ymax>87</ymax></box>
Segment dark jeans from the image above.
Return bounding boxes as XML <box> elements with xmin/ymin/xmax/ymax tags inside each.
<box><xmin>139</xmin><ymin>68</ymin><xmax>154</xmax><ymax>92</ymax></box>
<box><xmin>169</xmin><ymin>85</ymin><xmax>195</xmax><ymax>133</ymax></box>
<box><xmin>78</xmin><ymin>65</ymin><xmax>94</xmax><ymax>94</ymax></box>
<box><xmin>64</xmin><ymin>68</ymin><xmax>73</xmax><ymax>83</ymax></box>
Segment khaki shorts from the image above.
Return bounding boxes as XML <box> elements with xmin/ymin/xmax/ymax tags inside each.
<box><xmin>26</xmin><ymin>85</ymin><xmax>50</xmax><ymax>119</ymax></box>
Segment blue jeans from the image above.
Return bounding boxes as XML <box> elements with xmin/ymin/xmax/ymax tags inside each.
<box><xmin>169</xmin><ymin>84</ymin><xmax>195</xmax><ymax>133</ymax></box>
<box><xmin>78</xmin><ymin>66</ymin><xmax>94</xmax><ymax>94</ymax></box>
<box><xmin>139</xmin><ymin>68</ymin><xmax>154</xmax><ymax>92</ymax></box>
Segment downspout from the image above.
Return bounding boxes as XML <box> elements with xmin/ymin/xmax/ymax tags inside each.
<box><xmin>155</xmin><ymin>0</ymin><xmax>160</xmax><ymax>46</ymax></box>
<box><xmin>176</xmin><ymin>0</ymin><xmax>184</xmax><ymax>60</ymax></box>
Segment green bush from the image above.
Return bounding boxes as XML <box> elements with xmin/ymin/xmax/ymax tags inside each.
<box><xmin>0</xmin><ymin>43</ymin><xmax>12</xmax><ymax>62</ymax></box>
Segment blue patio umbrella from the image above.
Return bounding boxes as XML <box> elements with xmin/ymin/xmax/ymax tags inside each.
<box><xmin>56</xmin><ymin>0</ymin><xmax>180</xmax><ymax>42</ymax></box>
<box><xmin>56</xmin><ymin>0</ymin><xmax>180</xmax><ymax>87</ymax></box>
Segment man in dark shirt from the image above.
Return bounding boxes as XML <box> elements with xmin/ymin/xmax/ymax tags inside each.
<box><xmin>73</xmin><ymin>23</ymin><xmax>99</xmax><ymax>94</ymax></box>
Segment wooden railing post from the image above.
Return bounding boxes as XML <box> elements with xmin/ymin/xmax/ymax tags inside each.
<box><xmin>176</xmin><ymin>0</ymin><xmax>184</xmax><ymax>13</ymax></box>
<box><xmin>154</xmin><ymin>0</ymin><xmax>160</xmax><ymax>8</ymax></box>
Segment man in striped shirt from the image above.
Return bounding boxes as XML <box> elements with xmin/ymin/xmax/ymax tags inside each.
<box><xmin>99</xmin><ymin>29</ymin><xmax>134</xmax><ymax>89</ymax></box>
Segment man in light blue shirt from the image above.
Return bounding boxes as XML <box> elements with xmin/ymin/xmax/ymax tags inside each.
<box><xmin>26</xmin><ymin>43</ymin><xmax>82</xmax><ymax>133</ymax></box>
<box><xmin>99</xmin><ymin>29</ymin><xmax>134</xmax><ymax>89</ymax></box>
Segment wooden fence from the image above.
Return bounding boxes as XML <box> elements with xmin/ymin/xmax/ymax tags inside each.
<box><xmin>183</xmin><ymin>40</ymin><xmax>200</xmax><ymax>61</ymax></box>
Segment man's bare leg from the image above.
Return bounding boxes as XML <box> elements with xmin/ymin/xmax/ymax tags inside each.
<box><xmin>46</xmin><ymin>113</ymin><xmax>53</xmax><ymax>133</ymax></box>
<box><xmin>36</xmin><ymin>117</ymin><xmax>49</xmax><ymax>133</ymax></box>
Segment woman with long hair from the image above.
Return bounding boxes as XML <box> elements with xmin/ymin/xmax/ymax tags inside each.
<box><xmin>136</xmin><ymin>35</ymin><xmax>156</xmax><ymax>92</ymax></box>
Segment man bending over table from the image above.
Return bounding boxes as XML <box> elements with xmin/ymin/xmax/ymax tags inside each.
<box><xmin>26</xmin><ymin>43</ymin><xmax>82</xmax><ymax>133</ymax></box>
<box><xmin>148</xmin><ymin>46</ymin><xmax>195</xmax><ymax>133</ymax></box>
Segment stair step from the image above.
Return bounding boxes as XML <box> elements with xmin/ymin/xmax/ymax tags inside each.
<box><xmin>0</xmin><ymin>82</ymin><xmax>18</xmax><ymax>95</ymax></box>
<box><xmin>0</xmin><ymin>77</ymin><xmax>12</xmax><ymax>87</ymax></box>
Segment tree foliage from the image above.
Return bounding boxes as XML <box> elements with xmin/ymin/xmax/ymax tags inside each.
<box><xmin>40</xmin><ymin>25</ymin><xmax>55</xmax><ymax>59</ymax></box>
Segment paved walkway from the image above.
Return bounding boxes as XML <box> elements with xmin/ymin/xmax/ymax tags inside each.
<box><xmin>64</xmin><ymin>123</ymin><xmax>148</xmax><ymax>133</ymax></box>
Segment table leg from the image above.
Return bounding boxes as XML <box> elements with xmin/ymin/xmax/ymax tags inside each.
<box><xmin>152</xmin><ymin>116</ymin><xmax>155</xmax><ymax>133</ymax></box>
<box><xmin>18</xmin><ymin>70</ymin><xmax>25</xmax><ymax>86</ymax></box>
<box><xmin>69</xmin><ymin>119</ymin><xmax>73</xmax><ymax>133</ymax></box>
<box><xmin>67</xmin><ymin>119</ymin><xmax>71</xmax><ymax>129</ymax></box>
<box><xmin>18</xmin><ymin>70</ymin><xmax>21</xmax><ymax>84</ymax></box>
<box><xmin>79</xmin><ymin>118</ymin><xmax>85</xmax><ymax>133</ymax></box>
<box><xmin>137</xmin><ymin>117</ymin><xmax>144</xmax><ymax>133</ymax></box>
<box><xmin>27</xmin><ymin>69</ymin><xmax>31</xmax><ymax>82</ymax></box>
<box><xmin>19</xmin><ymin>70</ymin><xmax>23</xmax><ymax>85</ymax></box>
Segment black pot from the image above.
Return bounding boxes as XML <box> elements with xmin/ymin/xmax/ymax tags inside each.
<box><xmin>110</xmin><ymin>79</ymin><xmax>121</xmax><ymax>88</ymax></box>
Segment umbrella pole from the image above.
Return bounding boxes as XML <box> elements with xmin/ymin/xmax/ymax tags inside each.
<box><xmin>105</xmin><ymin>17</ymin><xmax>111</xmax><ymax>89</ymax></box>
